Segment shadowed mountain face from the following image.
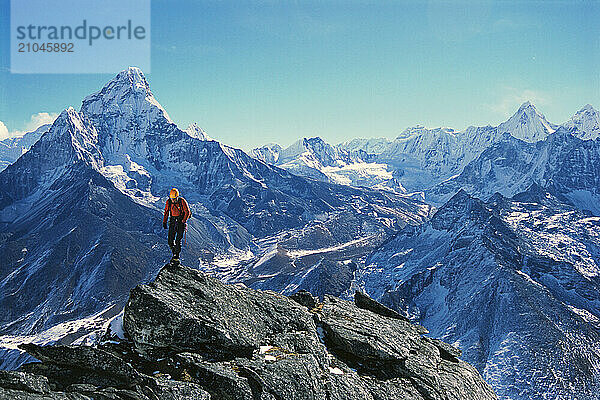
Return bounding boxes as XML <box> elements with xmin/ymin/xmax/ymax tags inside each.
<box><xmin>0</xmin><ymin>262</ymin><xmax>497</xmax><ymax>400</ymax></box>
<box><xmin>427</xmin><ymin>129</ymin><xmax>600</xmax><ymax>211</ymax></box>
<box><xmin>0</xmin><ymin>68</ymin><xmax>429</xmax><ymax>369</ymax></box>
<box><xmin>0</xmin><ymin>124</ymin><xmax>50</xmax><ymax>172</ymax></box>
<box><xmin>357</xmin><ymin>186</ymin><xmax>600</xmax><ymax>399</ymax></box>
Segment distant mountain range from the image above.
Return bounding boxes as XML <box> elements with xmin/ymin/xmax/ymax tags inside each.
<box><xmin>1</xmin><ymin>67</ymin><xmax>599</xmax><ymax>399</ymax></box>
<box><xmin>252</xmin><ymin>102</ymin><xmax>599</xmax><ymax>203</ymax></box>
<box><xmin>0</xmin><ymin>124</ymin><xmax>50</xmax><ymax>171</ymax></box>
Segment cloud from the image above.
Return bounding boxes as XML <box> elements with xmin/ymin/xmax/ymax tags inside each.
<box><xmin>486</xmin><ymin>87</ymin><xmax>551</xmax><ymax>117</ymax></box>
<box><xmin>0</xmin><ymin>112</ymin><xmax>59</xmax><ymax>140</ymax></box>
<box><xmin>0</xmin><ymin>121</ymin><xmax>9</xmax><ymax>140</ymax></box>
<box><xmin>23</xmin><ymin>112</ymin><xmax>59</xmax><ymax>132</ymax></box>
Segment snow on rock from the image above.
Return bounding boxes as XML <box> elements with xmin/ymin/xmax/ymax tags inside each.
<box><xmin>0</xmin><ymin>124</ymin><xmax>50</xmax><ymax>171</ymax></box>
<box><xmin>185</xmin><ymin>123</ymin><xmax>211</xmax><ymax>141</ymax></box>
<box><xmin>251</xmin><ymin>136</ymin><xmax>406</xmax><ymax>193</ymax></box>
<box><xmin>358</xmin><ymin>187</ymin><xmax>600</xmax><ymax>400</ymax></box>
<box><xmin>563</xmin><ymin>104</ymin><xmax>600</xmax><ymax>141</ymax></box>
<box><xmin>497</xmin><ymin>101</ymin><xmax>557</xmax><ymax>143</ymax></box>
<box><xmin>428</xmin><ymin>127</ymin><xmax>600</xmax><ymax>207</ymax></box>
<box><xmin>253</xmin><ymin>102</ymin><xmax>598</xmax><ymax>197</ymax></box>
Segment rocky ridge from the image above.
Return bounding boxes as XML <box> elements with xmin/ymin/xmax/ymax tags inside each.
<box><xmin>0</xmin><ymin>263</ymin><xmax>496</xmax><ymax>400</ymax></box>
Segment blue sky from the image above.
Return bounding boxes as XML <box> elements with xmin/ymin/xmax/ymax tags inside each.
<box><xmin>0</xmin><ymin>0</ymin><xmax>598</xmax><ymax>150</ymax></box>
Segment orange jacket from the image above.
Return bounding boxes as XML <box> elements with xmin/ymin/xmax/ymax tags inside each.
<box><xmin>163</xmin><ymin>197</ymin><xmax>191</xmax><ymax>225</ymax></box>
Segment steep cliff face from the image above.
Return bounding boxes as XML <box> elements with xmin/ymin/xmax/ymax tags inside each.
<box><xmin>0</xmin><ymin>262</ymin><xmax>497</xmax><ymax>400</ymax></box>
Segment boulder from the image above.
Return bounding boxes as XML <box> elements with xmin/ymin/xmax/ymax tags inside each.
<box><xmin>174</xmin><ymin>352</ymin><xmax>255</xmax><ymax>400</ymax></box>
<box><xmin>289</xmin><ymin>289</ymin><xmax>319</xmax><ymax>309</ymax></box>
<box><xmin>319</xmin><ymin>295</ymin><xmax>496</xmax><ymax>400</ymax></box>
<box><xmin>320</xmin><ymin>295</ymin><xmax>422</xmax><ymax>364</ymax></box>
<box><xmin>19</xmin><ymin>344</ymin><xmax>145</xmax><ymax>385</ymax></box>
<box><xmin>354</xmin><ymin>290</ymin><xmax>410</xmax><ymax>321</ymax></box>
<box><xmin>0</xmin><ymin>370</ymin><xmax>51</xmax><ymax>394</ymax></box>
<box><xmin>123</xmin><ymin>263</ymin><xmax>315</xmax><ymax>358</ymax></box>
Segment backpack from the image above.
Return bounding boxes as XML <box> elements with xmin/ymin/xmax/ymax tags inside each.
<box><xmin>168</xmin><ymin>197</ymin><xmax>185</xmax><ymax>217</ymax></box>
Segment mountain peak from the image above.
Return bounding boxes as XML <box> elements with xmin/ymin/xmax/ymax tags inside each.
<box><xmin>46</xmin><ymin>107</ymin><xmax>102</xmax><ymax>167</ymax></box>
<box><xmin>517</xmin><ymin>100</ymin><xmax>534</xmax><ymax>111</ymax></box>
<box><xmin>580</xmin><ymin>104</ymin><xmax>597</xmax><ymax>113</ymax></box>
<box><xmin>431</xmin><ymin>188</ymin><xmax>489</xmax><ymax>231</ymax></box>
<box><xmin>303</xmin><ymin>136</ymin><xmax>327</xmax><ymax>146</ymax></box>
<box><xmin>498</xmin><ymin>102</ymin><xmax>556</xmax><ymax>143</ymax></box>
<box><xmin>397</xmin><ymin>125</ymin><xmax>456</xmax><ymax>140</ymax></box>
<box><xmin>50</xmin><ymin>107</ymin><xmax>85</xmax><ymax>136</ymax></box>
<box><xmin>563</xmin><ymin>103</ymin><xmax>600</xmax><ymax>140</ymax></box>
<box><xmin>113</xmin><ymin>66</ymin><xmax>150</xmax><ymax>93</ymax></box>
<box><xmin>81</xmin><ymin>67</ymin><xmax>172</xmax><ymax>124</ymax></box>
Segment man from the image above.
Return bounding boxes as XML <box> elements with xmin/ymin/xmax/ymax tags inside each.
<box><xmin>163</xmin><ymin>188</ymin><xmax>191</xmax><ymax>261</ymax></box>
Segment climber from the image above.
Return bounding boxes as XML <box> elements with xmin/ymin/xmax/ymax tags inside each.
<box><xmin>163</xmin><ymin>188</ymin><xmax>191</xmax><ymax>261</ymax></box>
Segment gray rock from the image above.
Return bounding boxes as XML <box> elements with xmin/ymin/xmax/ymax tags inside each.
<box><xmin>0</xmin><ymin>370</ymin><xmax>51</xmax><ymax>394</ymax></box>
<box><xmin>320</xmin><ymin>295</ymin><xmax>422</xmax><ymax>363</ymax></box>
<box><xmin>234</xmin><ymin>353</ymin><xmax>327</xmax><ymax>400</ymax></box>
<box><xmin>19</xmin><ymin>344</ymin><xmax>146</xmax><ymax>385</ymax></box>
<box><xmin>17</xmin><ymin>344</ymin><xmax>211</xmax><ymax>400</ymax></box>
<box><xmin>289</xmin><ymin>289</ymin><xmax>319</xmax><ymax>309</ymax></box>
<box><xmin>0</xmin><ymin>387</ymin><xmax>89</xmax><ymax>399</ymax></box>
<box><xmin>354</xmin><ymin>290</ymin><xmax>409</xmax><ymax>321</ymax></box>
<box><xmin>123</xmin><ymin>262</ymin><xmax>315</xmax><ymax>358</ymax></box>
<box><xmin>362</xmin><ymin>376</ymin><xmax>425</xmax><ymax>400</ymax></box>
<box><xmin>319</xmin><ymin>295</ymin><xmax>496</xmax><ymax>400</ymax></box>
<box><xmin>422</xmin><ymin>337</ymin><xmax>462</xmax><ymax>361</ymax></box>
<box><xmin>0</xmin><ymin>370</ymin><xmax>90</xmax><ymax>399</ymax></box>
<box><xmin>20</xmin><ymin>361</ymin><xmax>129</xmax><ymax>391</ymax></box>
<box><xmin>175</xmin><ymin>352</ymin><xmax>254</xmax><ymax>400</ymax></box>
<box><xmin>148</xmin><ymin>378</ymin><xmax>211</xmax><ymax>400</ymax></box>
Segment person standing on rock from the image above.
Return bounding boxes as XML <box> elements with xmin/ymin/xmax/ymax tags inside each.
<box><xmin>163</xmin><ymin>188</ymin><xmax>191</xmax><ymax>262</ymax></box>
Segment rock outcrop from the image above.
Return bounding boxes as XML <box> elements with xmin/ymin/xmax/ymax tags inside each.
<box><xmin>0</xmin><ymin>263</ymin><xmax>497</xmax><ymax>399</ymax></box>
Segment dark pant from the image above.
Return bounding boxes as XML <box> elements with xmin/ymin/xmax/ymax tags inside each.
<box><xmin>168</xmin><ymin>218</ymin><xmax>185</xmax><ymax>257</ymax></box>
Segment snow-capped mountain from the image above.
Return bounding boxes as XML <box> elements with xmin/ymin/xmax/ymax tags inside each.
<box><xmin>251</xmin><ymin>142</ymin><xmax>282</xmax><ymax>164</ymax></box>
<box><xmin>2</xmin><ymin>66</ymin><xmax>598</xmax><ymax>400</ymax></box>
<box><xmin>564</xmin><ymin>104</ymin><xmax>600</xmax><ymax>141</ymax></box>
<box><xmin>252</xmin><ymin>137</ymin><xmax>406</xmax><ymax>193</ymax></box>
<box><xmin>253</xmin><ymin>103</ymin><xmax>598</xmax><ymax>195</ymax></box>
<box><xmin>496</xmin><ymin>101</ymin><xmax>557</xmax><ymax>142</ymax></box>
<box><xmin>185</xmin><ymin>122</ymin><xmax>211</xmax><ymax>141</ymax></box>
<box><xmin>357</xmin><ymin>186</ymin><xmax>600</xmax><ymax>399</ymax></box>
<box><xmin>339</xmin><ymin>137</ymin><xmax>391</xmax><ymax>154</ymax></box>
<box><xmin>77</xmin><ymin>68</ymin><xmax>426</xmax><ymax>236</ymax></box>
<box><xmin>0</xmin><ymin>106</ymin><xmax>229</xmax><ymax>368</ymax></box>
<box><xmin>428</xmin><ymin>128</ymin><xmax>600</xmax><ymax>213</ymax></box>
<box><xmin>0</xmin><ymin>68</ymin><xmax>430</xmax><ymax>369</ymax></box>
<box><xmin>0</xmin><ymin>124</ymin><xmax>50</xmax><ymax>171</ymax></box>
<box><xmin>379</xmin><ymin>101</ymin><xmax>558</xmax><ymax>183</ymax></box>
